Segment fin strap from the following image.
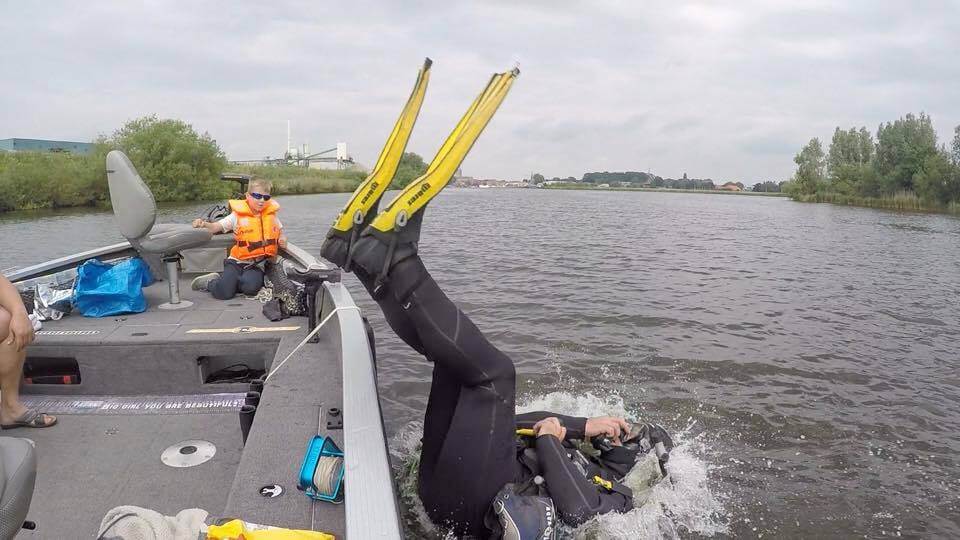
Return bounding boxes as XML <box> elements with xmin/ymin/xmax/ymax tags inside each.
<box><xmin>372</xmin><ymin>232</ymin><xmax>400</xmax><ymax>299</ymax></box>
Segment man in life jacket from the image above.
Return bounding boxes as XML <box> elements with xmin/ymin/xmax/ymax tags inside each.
<box><xmin>189</xmin><ymin>178</ymin><xmax>287</xmax><ymax>300</ymax></box>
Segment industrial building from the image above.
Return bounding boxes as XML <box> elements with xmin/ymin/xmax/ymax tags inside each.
<box><xmin>0</xmin><ymin>138</ymin><xmax>94</xmax><ymax>154</ymax></box>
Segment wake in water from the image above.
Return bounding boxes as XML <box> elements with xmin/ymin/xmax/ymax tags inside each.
<box><xmin>391</xmin><ymin>391</ymin><xmax>728</xmax><ymax>539</ymax></box>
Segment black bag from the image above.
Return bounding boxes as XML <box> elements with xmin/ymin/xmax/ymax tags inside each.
<box><xmin>264</xmin><ymin>260</ymin><xmax>307</xmax><ymax>316</ymax></box>
<box><xmin>19</xmin><ymin>289</ymin><xmax>35</xmax><ymax>315</ymax></box>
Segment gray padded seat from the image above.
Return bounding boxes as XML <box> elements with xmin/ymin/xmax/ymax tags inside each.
<box><xmin>106</xmin><ymin>151</ymin><xmax>213</xmax><ymax>308</ymax></box>
<box><xmin>0</xmin><ymin>437</ymin><xmax>36</xmax><ymax>540</ymax></box>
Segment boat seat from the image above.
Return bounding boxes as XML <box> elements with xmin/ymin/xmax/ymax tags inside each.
<box><xmin>106</xmin><ymin>151</ymin><xmax>213</xmax><ymax>309</ymax></box>
<box><xmin>0</xmin><ymin>437</ymin><xmax>36</xmax><ymax>540</ymax></box>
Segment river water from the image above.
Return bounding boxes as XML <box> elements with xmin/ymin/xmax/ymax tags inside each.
<box><xmin>3</xmin><ymin>189</ymin><xmax>959</xmax><ymax>538</ymax></box>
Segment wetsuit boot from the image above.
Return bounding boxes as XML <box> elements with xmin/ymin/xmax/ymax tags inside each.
<box><xmin>321</xmin><ymin>58</ymin><xmax>431</xmax><ymax>268</ymax></box>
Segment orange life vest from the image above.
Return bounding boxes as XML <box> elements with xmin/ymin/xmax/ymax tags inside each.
<box><xmin>228</xmin><ymin>199</ymin><xmax>281</xmax><ymax>261</ymax></box>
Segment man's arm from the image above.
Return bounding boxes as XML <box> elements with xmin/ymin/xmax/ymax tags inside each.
<box><xmin>532</xmin><ymin>418</ymin><xmax>632</xmax><ymax>525</ymax></box>
<box><xmin>518</xmin><ymin>413</ymin><xmax>632</xmax><ymax>443</ymax></box>
<box><xmin>517</xmin><ymin>411</ymin><xmax>588</xmax><ymax>440</ymax></box>
<box><xmin>0</xmin><ymin>274</ymin><xmax>34</xmax><ymax>351</ymax></box>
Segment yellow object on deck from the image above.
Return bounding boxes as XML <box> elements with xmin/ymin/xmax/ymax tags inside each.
<box><xmin>206</xmin><ymin>519</ymin><xmax>335</xmax><ymax>540</ymax></box>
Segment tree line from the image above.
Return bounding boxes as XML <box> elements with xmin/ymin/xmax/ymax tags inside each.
<box><xmin>790</xmin><ymin>113</ymin><xmax>960</xmax><ymax>209</ymax></box>
<box><xmin>0</xmin><ymin>116</ymin><xmax>370</xmax><ymax>212</ymax></box>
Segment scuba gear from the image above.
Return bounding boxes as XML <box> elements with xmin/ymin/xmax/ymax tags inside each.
<box><xmin>348</xmin><ymin>66</ymin><xmax>519</xmax><ymax>295</ymax></box>
<box><xmin>592</xmin><ymin>422</ymin><xmax>673</xmax><ymax>476</ymax></box>
<box><xmin>487</xmin><ymin>484</ymin><xmax>557</xmax><ymax>540</ymax></box>
<box><xmin>321</xmin><ymin>58</ymin><xmax>432</xmax><ymax>269</ymax></box>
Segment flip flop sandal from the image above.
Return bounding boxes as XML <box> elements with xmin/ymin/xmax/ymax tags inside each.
<box><xmin>1</xmin><ymin>410</ymin><xmax>57</xmax><ymax>429</ymax></box>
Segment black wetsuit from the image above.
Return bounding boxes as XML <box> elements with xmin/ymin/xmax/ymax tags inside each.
<box><xmin>354</xmin><ymin>255</ymin><xmax>633</xmax><ymax>537</ymax></box>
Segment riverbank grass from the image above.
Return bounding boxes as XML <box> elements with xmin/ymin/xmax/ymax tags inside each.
<box><xmin>225</xmin><ymin>164</ymin><xmax>367</xmax><ymax>195</ymax></box>
<box><xmin>542</xmin><ymin>184</ymin><xmax>788</xmax><ymax>197</ymax></box>
<box><xmin>793</xmin><ymin>191</ymin><xmax>960</xmax><ymax>214</ymax></box>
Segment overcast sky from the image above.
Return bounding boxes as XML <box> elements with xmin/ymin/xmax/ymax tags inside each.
<box><xmin>2</xmin><ymin>1</ymin><xmax>958</xmax><ymax>182</ymax></box>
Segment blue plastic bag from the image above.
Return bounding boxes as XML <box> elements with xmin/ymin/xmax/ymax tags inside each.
<box><xmin>73</xmin><ymin>258</ymin><xmax>155</xmax><ymax>317</ymax></box>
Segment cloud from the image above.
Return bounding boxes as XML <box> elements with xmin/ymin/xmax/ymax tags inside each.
<box><xmin>1</xmin><ymin>0</ymin><xmax>957</xmax><ymax>182</ymax></box>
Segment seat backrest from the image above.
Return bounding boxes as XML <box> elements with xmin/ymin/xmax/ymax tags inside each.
<box><xmin>106</xmin><ymin>150</ymin><xmax>157</xmax><ymax>241</ymax></box>
<box><xmin>0</xmin><ymin>438</ymin><xmax>36</xmax><ymax>540</ymax></box>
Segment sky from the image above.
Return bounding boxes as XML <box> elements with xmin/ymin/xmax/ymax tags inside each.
<box><xmin>2</xmin><ymin>1</ymin><xmax>958</xmax><ymax>183</ymax></box>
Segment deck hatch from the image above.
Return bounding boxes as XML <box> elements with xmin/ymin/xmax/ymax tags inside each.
<box><xmin>161</xmin><ymin>440</ymin><xmax>217</xmax><ymax>467</ymax></box>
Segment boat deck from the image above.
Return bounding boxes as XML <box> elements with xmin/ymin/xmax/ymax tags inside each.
<box><xmin>14</xmin><ymin>275</ymin><xmax>349</xmax><ymax>538</ymax></box>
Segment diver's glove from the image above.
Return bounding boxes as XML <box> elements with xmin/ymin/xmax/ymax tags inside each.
<box><xmin>592</xmin><ymin>423</ymin><xmax>674</xmax><ymax>476</ymax></box>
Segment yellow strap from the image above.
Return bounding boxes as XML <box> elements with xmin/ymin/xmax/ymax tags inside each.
<box><xmin>331</xmin><ymin>59</ymin><xmax>432</xmax><ymax>232</ymax></box>
<box><xmin>592</xmin><ymin>475</ymin><xmax>613</xmax><ymax>491</ymax></box>
<box><xmin>516</xmin><ymin>428</ymin><xmax>535</xmax><ymax>437</ymax></box>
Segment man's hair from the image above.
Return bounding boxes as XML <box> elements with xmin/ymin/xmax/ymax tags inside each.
<box><xmin>249</xmin><ymin>177</ymin><xmax>273</xmax><ymax>192</ymax></box>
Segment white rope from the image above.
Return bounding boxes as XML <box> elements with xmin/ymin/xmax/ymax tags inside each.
<box><xmin>312</xmin><ymin>455</ymin><xmax>344</xmax><ymax>496</ymax></box>
<box><xmin>248</xmin><ymin>287</ymin><xmax>273</xmax><ymax>304</ymax></box>
<box><xmin>264</xmin><ymin>306</ymin><xmax>361</xmax><ymax>382</ymax></box>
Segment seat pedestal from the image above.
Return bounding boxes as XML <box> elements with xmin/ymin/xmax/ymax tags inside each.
<box><xmin>158</xmin><ymin>255</ymin><xmax>193</xmax><ymax>310</ymax></box>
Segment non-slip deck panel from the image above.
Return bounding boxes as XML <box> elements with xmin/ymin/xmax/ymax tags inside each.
<box><xmin>17</xmin><ymin>412</ymin><xmax>243</xmax><ymax>539</ymax></box>
<box><xmin>222</xmin><ymin>305</ymin><xmax>346</xmax><ymax>537</ymax></box>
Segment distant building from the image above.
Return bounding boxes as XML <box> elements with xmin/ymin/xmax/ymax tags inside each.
<box><xmin>718</xmin><ymin>182</ymin><xmax>743</xmax><ymax>192</ymax></box>
<box><xmin>0</xmin><ymin>138</ymin><xmax>94</xmax><ymax>155</ymax></box>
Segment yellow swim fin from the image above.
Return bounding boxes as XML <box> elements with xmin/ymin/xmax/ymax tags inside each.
<box><xmin>321</xmin><ymin>58</ymin><xmax>431</xmax><ymax>267</ymax></box>
<box><xmin>347</xmin><ymin>66</ymin><xmax>519</xmax><ymax>291</ymax></box>
<box><xmin>367</xmin><ymin>67</ymin><xmax>519</xmax><ymax>235</ymax></box>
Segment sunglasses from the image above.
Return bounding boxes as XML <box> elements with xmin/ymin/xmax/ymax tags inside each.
<box><xmin>248</xmin><ymin>192</ymin><xmax>271</xmax><ymax>201</ymax></box>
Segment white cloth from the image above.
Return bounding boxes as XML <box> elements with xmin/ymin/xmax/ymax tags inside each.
<box><xmin>28</xmin><ymin>313</ymin><xmax>41</xmax><ymax>331</ymax></box>
<box><xmin>96</xmin><ymin>506</ymin><xmax>208</xmax><ymax>540</ymax></box>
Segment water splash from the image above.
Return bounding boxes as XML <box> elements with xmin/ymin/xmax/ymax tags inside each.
<box><xmin>391</xmin><ymin>391</ymin><xmax>728</xmax><ymax>539</ymax></box>
<box><xmin>520</xmin><ymin>392</ymin><xmax>729</xmax><ymax>539</ymax></box>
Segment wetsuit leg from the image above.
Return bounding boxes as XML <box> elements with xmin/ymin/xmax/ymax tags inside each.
<box><xmin>353</xmin><ymin>267</ymin><xmax>425</xmax><ymax>355</ymax></box>
<box><xmin>355</xmin><ymin>257</ymin><xmax>520</xmax><ymax>537</ymax></box>
<box><xmin>238</xmin><ymin>265</ymin><xmax>265</xmax><ymax>296</ymax></box>
<box><xmin>209</xmin><ymin>260</ymin><xmax>242</xmax><ymax>300</ymax></box>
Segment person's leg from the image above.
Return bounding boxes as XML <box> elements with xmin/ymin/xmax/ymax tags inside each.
<box><xmin>238</xmin><ymin>265</ymin><xmax>265</xmax><ymax>296</ymax></box>
<box><xmin>372</xmin><ymin>256</ymin><xmax>520</xmax><ymax>537</ymax></box>
<box><xmin>0</xmin><ymin>307</ymin><xmax>55</xmax><ymax>426</ymax></box>
<box><xmin>353</xmin><ymin>267</ymin><xmax>425</xmax><ymax>355</ymax></box>
<box><xmin>209</xmin><ymin>260</ymin><xmax>242</xmax><ymax>300</ymax></box>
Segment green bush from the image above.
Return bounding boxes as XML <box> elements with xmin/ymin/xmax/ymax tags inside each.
<box><xmin>790</xmin><ymin>113</ymin><xmax>960</xmax><ymax>212</ymax></box>
<box><xmin>109</xmin><ymin>116</ymin><xmax>231</xmax><ymax>202</ymax></box>
<box><xmin>0</xmin><ymin>145</ymin><xmax>110</xmax><ymax>211</ymax></box>
<box><xmin>0</xmin><ymin>115</ymin><xmax>372</xmax><ymax>212</ymax></box>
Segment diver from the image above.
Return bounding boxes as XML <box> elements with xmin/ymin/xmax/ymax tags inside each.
<box><xmin>190</xmin><ymin>177</ymin><xmax>287</xmax><ymax>300</ymax></box>
<box><xmin>321</xmin><ymin>61</ymin><xmax>673</xmax><ymax>538</ymax></box>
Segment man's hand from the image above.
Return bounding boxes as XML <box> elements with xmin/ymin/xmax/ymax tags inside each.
<box><xmin>191</xmin><ymin>218</ymin><xmax>205</xmax><ymax>228</ymax></box>
<box><xmin>5</xmin><ymin>310</ymin><xmax>34</xmax><ymax>352</ymax></box>
<box><xmin>278</xmin><ymin>236</ymin><xmax>288</xmax><ymax>249</ymax></box>
<box><xmin>533</xmin><ymin>417</ymin><xmax>567</xmax><ymax>441</ymax></box>
<box><xmin>585</xmin><ymin>416</ymin><xmax>631</xmax><ymax>444</ymax></box>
